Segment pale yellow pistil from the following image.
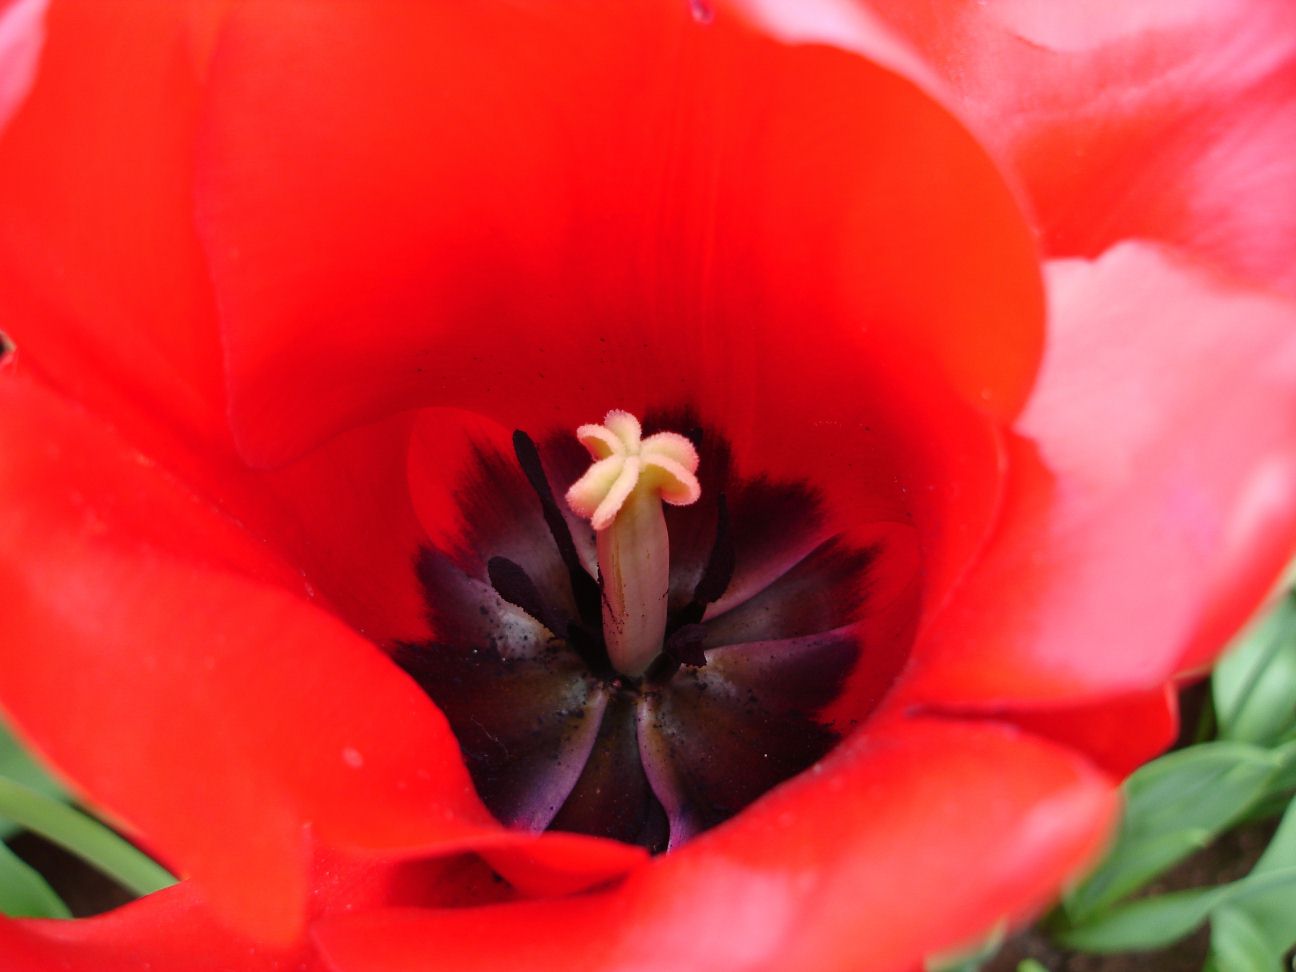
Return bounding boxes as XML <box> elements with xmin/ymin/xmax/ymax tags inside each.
<box><xmin>565</xmin><ymin>410</ymin><xmax>701</xmax><ymax>677</ymax></box>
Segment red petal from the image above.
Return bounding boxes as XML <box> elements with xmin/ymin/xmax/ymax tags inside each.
<box><xmin>0</xmin><ymin>375</ymin><xmax>504</xmax><ymax>945</ymax></box>
<box><xmin>197</xmin><ymin>0</ymin><xmax>1043</xmax><ymax>469</ymax></box>
<box><xmin>904</xmin><ymin>244</ymin><xmax>1296</xmax><ymax>708</ymax></box>
<box><xmin>926</xmin><ymin>687</ymin><xmax>1180</xmax><ymax>779</ymax></box>
<box><xmin>0</xmin><ymin>884</ymin><xmax>322</xmax><ymax>972</ymax></box>
<box><xmin>251</xmin><ymin>411</ymin><xmax>434</xmax><ymax>644</ymax></box>
<box><xmin>0</xmin><ymin>849</ymin><xmax>524</xmax><ymax>972</ymax></box>
<box><xmin>1006</xmin><ymin>686</ymin><xmax>1180</xmax><ymax>779</ymax></box>
<box><xmin>0</xmin><ymin>0</ymin><xmax>232</xmax><ymax>453</ymax></box>
<box><xmin>0</xmin><ymin>0</ymin><xmax>44</xmax><ymax>132</ymax></box>
<box><xmin>861</xmin><ymin>0</ymin><xmax>1296</xmax><ymax>296</ymax></box>
<box><xmin>315</xmin><ymin>718</ymin><xmax>1115</xmax><ymax>972</ymax></box>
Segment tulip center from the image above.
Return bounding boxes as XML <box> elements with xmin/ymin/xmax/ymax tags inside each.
<box><xmin>397</xmin><ymin>410</ymin><xmax>883</xmax><ymax>852</ymax></box>
<box><xmin>565</xmin><ymin>410</ymin><xmax>703</xmax><ymax>677</ymax></box>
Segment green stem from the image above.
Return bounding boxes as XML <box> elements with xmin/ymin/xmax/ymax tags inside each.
<box><xmin>0</xmin><ymin>776</ymin><xmax>174</xmax><ymax>897</ymax></box>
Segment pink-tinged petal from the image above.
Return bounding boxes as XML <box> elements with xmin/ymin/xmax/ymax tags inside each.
<box><xmin>0</xmin><ymin>375</ymin><xmax>505</xmax><ymax>945</ymax></box>
<box><xmin>197</xmin><ymin>0</ymin><xmax>1042</xmax><ymax>471</ymax></box>
<box><xmin>315</xmin><ymin>719</ymin><xmax>1116</xmax><ymax>972</ymax></box>
<box><xmin>904</xmin><ymin>243</ymin><xmax>1296</xmax><ymax>708</ymax></box>
<box><xmin>0</xmin><ymin>0</ymin><xmax>45</xmax><ymax>132</ymax></box>
<box><xmin>859</xmin><ymin>0</ymin><xmax>1296</xmax><ymax>296</ymax></box>
<box><xmin>0</xmin><ymin>0</ymin><xmax>233</xmax><ymax>456</ymax></box>
<box><xmin>732</xmin><ymin>0</ymin><xmax>943</xmax><ymax>96</ymax></box>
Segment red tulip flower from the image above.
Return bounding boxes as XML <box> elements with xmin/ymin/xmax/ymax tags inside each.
<box><xmin>1</xmin><ymin>1</ymin><xmax>1294</xmax><ymax>970</ymax></box>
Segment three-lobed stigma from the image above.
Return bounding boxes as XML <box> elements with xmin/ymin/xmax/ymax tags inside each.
<box><xmin>565</xmin><ymin>410</ymin><xmax>701</xmax><ymax>677</ymax></box>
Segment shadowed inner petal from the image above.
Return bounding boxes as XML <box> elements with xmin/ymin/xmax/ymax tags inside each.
<box><xmin>397</xmin><ymin>412</ymin><xmax>914</xmax><ymax>852</ymax></box>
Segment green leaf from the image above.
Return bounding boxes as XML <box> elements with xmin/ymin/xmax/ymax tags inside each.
<box><xmin>1016</xmin><ymin>962</ymin><xmax>1049</xmax><ymax>972</ymax></box>
<box><xmin>0</xmin><ymin>840</ymin><xmax>71</xmax><ymax>919</ymax></box>
<box><xmin>1210</xmin><ymin>908</ymin><xmax>1273</xmax><ymax>972</ymax></box>
<box><xmin>1204</xmin><ymin>795</ymin><xmax>1296</xmax><ymax>969</ymax></box>
<box><xmin>0</xmin><ymin>715</ymin><xmax>68</xmax><ymax>839</ymax></box>
<box><xmin>1234</xmin><ymin>740</ymin><xmax>1296</xmax><ymax>823</ymax></box>
<box><xmin>1214</xmin><ymin>592</ymin><xmax>1296</xmax><ymax>745</ymax></box>
<box><xmin>1268</xmin><ymin>738</ymin><xmax>1296</xmax><ymax>794</ymax></box>
<box><xmin>1057</xmin><ymin>866</ymin><xmax>1296</xmax><ymax>953</ymax></box>
<box><xmin>0</xmin><ymin>777</ymin><xmax>174</xmax><ymax>897</ymax></box>
<box><xmin>1254</xmin><ymin>789</ymin><xmax>1296</xmax><ymax>874</ymax></box>
<box><xmin>924</xmin><ymin>923</ymin><xmax>1004</xmax><ymax>972</ymax></box>
<box><xmin>1063</xmin><ymin>742</ymin><xmax>1282</xmax><ymax>922</ymax></box>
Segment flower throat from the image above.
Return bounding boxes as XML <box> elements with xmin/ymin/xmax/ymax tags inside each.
<box><xmin>396</xmin><ymin>410</ymin><xmax>877</xmax><ymax>852</ymax></box>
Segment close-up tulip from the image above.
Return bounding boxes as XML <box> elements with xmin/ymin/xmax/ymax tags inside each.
<box><xmin>0</xmin><ymin>2</ymin><xmax>1293</xmax><ymax>971</ymax></box>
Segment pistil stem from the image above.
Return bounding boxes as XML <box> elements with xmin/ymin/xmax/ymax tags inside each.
<box><xmin>565</xmin><ymin>410</ymin><xmax>701</xmax><ymax>677</ymax></box>
<box><xmin>597</xmin><ymin>486</ymin><xmax>671</xmax><ymax>677</ymax></box>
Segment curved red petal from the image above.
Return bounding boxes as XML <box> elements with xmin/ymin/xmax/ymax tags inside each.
<box><xmin>0</xmin><ymin>375</ymin><xmax>504</xmax><ymax>945</ymax></box>
<box><xmin>0</xmin><ymin>847</ymin><xmax>527</xmax><ymax>972</ymax></box>
<box><xmin>0</xmin><ymin>885</ymin><xmax>322</xmax><ymax>972</ymax></box>
<box><xmin>903</xmin><ymin>244</ymin><xmax>1296</xmax><ymax>708</ymax></box>
<box><xmin>197</xmin><ymin>0</ymin><xmax>1043</xmax><ymax>470</ymax></box>
<box><xmin>1003</xmin><ymin>686</ymin><xmax>1180</xmax><ymax>779</ymax></box>
<box><xmin>0</xmin><ymin>0</ymin><xmax>232</xmax><ymax>454</ymax></box>
<box><xmin>252</xmin><ymin>411</ymin><xmax>433</xmax><ymax>644</ymax></box>
<box><xmin>861</xmin><ymin>0</ymin><xmax>1296</xmax><ymax>296</ymax></box>
<box><xmin>920</xmin><ymin>686</ymin><xmax>1180</xmax><ymax>779</ymax></box>
<box><xmin>315</xmin><ymin>718</ymin><xmax>1115</xmax><ymax>972</ymax></box>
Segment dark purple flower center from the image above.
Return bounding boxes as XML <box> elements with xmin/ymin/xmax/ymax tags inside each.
<box><xmin>396</xmin><ymin>415</ymin><xmax>879</xmax><ymax>852</ymax></box>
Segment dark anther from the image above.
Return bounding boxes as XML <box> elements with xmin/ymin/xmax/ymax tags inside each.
<box><xmin>565</xmin><ymin>622</ymin><xmax>614</xmax><ymax>679</ymax></box>
<box><xmin>667</xmin><ymin>493</ymin><xmax>735</xmax><ymax>636</ymax></box>
<box><xmin>644</xmin><ymin>623</ymin><xmax>708</xmax><ymax>685</ymax></box>
<box><xmin>693</xmin><ymin>492</ymin><xmax>734</xmax><ymax>607</ymax></box>
<box><xmin>511</xmin><ymin>430</ymin><xmax>603</xmax><ymax>632</ymax></box>
<box><xmin>665</xmin><ymin>623</ymin><xmax>708</xmax><ymax>667</ymax></box>
<box><xmin>487</xmin><ymin>557</ymin><xmax>557</xmax><ymax>631</ymax></box>
<box><xmin>486</xmin><ymin>557</ymin><xmax>609</xmax><ymax>676</ymax></box>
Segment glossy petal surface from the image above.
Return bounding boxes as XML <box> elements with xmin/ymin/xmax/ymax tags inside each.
<box><xmin>861</xmin><ymin>0</ymin><xmax>1296</xmax><ymax>296</ymax></box>
<box><xmin>0</xmin><ymin>0</ymin><xmax>45</xmax><ymax>131</ymax></box>
<box><xmin>905</xmin><ymin>244</ymin><xmax>1296</xmax><ymax>705</ymax></box>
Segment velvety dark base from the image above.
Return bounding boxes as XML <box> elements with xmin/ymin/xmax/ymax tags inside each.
<box><xmin>396</xmin><ymin>414</ymin><xmax>878</xmax><ymax>851</ymax></box>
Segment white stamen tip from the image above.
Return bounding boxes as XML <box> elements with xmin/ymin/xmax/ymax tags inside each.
<box><xmin>563</xmin><ymin>410</ymin><xmax>701</xmax><ymax>531</ymax></box>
